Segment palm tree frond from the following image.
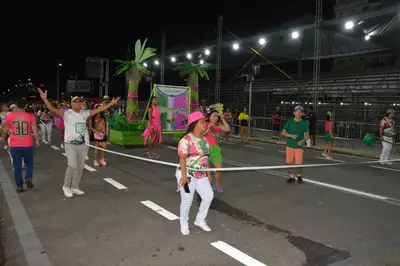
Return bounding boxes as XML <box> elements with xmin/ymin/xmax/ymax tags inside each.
<box><xmin>139</xmin><ymin>47</ymin><xmax>157</xmax><ymax>62</ymax></box>
<box><xmin>134</xmin><ymin>39</ymin><xmax>142</xmax><ymax>60</ymax></box>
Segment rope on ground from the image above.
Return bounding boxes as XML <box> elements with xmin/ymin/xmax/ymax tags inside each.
<box><xmin>86</xmin><ymin>144</ymin><xmax>400</xmax><ymax>172</ymax></box>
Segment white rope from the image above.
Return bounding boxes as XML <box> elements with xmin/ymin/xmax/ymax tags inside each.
<box><xmin>86</xmin><ymin>143</ymin><xmax>399</xmax><ymax>172</ymax></box>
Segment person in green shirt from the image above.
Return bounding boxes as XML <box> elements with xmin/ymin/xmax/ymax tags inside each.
<box><xmin>281</xmin><ymin>105</ymin><xmax>310</xmax><ymax>184</ymax></box>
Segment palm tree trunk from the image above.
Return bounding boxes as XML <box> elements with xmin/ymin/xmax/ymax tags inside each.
<box><xmin>188</xmin><ymin>74</ymin><xmax>199</xmax><ymax>113</ymax></box>
<box><xmin>126</xmin><ymin>80</ymin><xmax>139</xmax><ymax>120</ymax></box>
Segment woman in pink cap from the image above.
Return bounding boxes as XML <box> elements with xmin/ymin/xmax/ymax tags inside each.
<box><xmin>143</xmin><ymin>97</ymin><xmax>162</xmax><ymax>159</ymax></box>
<box><xmin>176</xmin><ymin>111</ymin><xmax>214</xmax><ymax>235</ymax></box>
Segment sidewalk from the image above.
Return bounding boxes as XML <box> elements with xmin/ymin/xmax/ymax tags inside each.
<box><xmin>230</xmin><ymin>128</ymin><xmax>400</xmax><ymax>159</ymax></box>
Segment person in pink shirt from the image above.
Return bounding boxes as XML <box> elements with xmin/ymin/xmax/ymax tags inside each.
<box><xmin>176</xmin><ymin>111</ymin><xmax>213</xmax><ymax>235</ymax></box>
<box><xmin>204</xmin><ymin>110</ymin><xmax>230</xmax><ymax>193</ymax></box>
<box><xmin>2</xmin><ymin>99</ymin><xmax>40</xmax><ymax>192</ymax></box>
<box><xmin>142</xmin><ymin>97</ymin><xmax>162</xmax><ymax>159</ymax></box>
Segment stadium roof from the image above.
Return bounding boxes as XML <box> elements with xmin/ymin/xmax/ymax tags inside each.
<box><xmin>163</xmin><ymin>4</ymin><xmax>400</xmax><ymax>69</ymax></box>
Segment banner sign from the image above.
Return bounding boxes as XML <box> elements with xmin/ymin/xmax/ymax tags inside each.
<box><xmin>154</xmin><ymin>84</ymin><xmax>190</xmax><ymax>132</ymax></box>
<box><xmin>66</xmin><ymin>80</ymin><xmax>91</xmax><ymax>92</ymax></box>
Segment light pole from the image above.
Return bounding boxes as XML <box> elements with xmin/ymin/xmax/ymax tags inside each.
<box><xmin>242</xmin><ymin>73</ymin><xmax>254</xmax><ymax>137</ymax></box>
<box><xmin>57</xmin><ymin>63</ymin><xmax>62</xmax><ymax>100</ymax></box>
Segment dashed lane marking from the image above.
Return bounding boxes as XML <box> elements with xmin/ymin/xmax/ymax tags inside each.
<box><xmin>140</xmin><ymin>200</ymin><xmax>179</xmax><ymax>220</ymax></box>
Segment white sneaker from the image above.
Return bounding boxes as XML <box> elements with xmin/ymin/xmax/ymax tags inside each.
<box><xmin>326</xmin><ymin>155</ymin><xmax>333</xmax><ymax>160</ymax></box>
<box><xmin>60</xmin><ymin>144</ymin><xmax>64</xmax><ymax>149</ymax></box>
<box><xmin>71</xmin><ymin>188</ymin><xmax>85</xmax><ymax>195</ymax></box>
<box><xmin>180</xmin><ymin>226</ymin><xmax>190</xmax><ymax>236</ymax></box>
<box><xmin>4</xmin><ymin>145</ymin><xmax>8</xmax><ymax>150</ymax></box>
<box><xmin>194</xmin><ymin>221</ymin><xmax>211</xmax><ymax>232</ymax></box>
<box><xmin>85</xmin><ymin>156</ymin><xmax>89</xmax><ymax>160</ymax></box>
<box><xmin>62</xmin><ymin>186</ymin><xmax>73</xmax><ymax>198</ymax></box>
<box><xmin>322</xmin><ymin>152</ymin><xmax>327</xmax><ymax>157</ymax></box>
<box><xmin>43</xmin><ymin>140</ymin><xmax>49</xmax><ymax>144</ymax></box>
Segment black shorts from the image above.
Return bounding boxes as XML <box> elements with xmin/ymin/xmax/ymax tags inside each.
<box><xmin>309</xmin><ymin>127</ymin><xmax>316</xmax><ymax>135</ymax></box>
<box><xmin>94</xmin><ymin>136</ymin><xmax>108</xmax><ymax>143</ymax></box>
<box><xmin>240</xmin><ymin>120</ymin><xmax>248</xmax><ymax>127</ymax></box>
<box><xmin>273</xmin><ymin>124</ymin><xmax>281</xmax><ymax>132</ymax></box>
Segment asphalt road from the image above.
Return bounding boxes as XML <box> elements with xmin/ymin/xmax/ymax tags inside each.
<box><xmin>1</xmin><ymin>135</ymin><xmax>400</xmax><ymax>266</ymax></box>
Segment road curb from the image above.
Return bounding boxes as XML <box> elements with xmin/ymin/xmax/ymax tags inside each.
<box><xmin>229</xmin><ymin>135</ymin><xmax>396</xmax><ymax>159</ymax></box>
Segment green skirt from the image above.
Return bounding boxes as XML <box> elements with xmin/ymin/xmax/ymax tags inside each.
<box><xmin>323</xmin><ymin>134</ymin><xmax>334</xmax><ymax>142</ymax></box>
<box><xmin>209</xmin><ymin>144</ymin><xmax>223</xmax><ymax>165</ymax></box>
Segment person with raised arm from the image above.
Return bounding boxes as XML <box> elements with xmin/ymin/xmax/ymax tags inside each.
<box><xmin>37</xmin><ymin>88</ymin><xmax>120</xmax><ymax>198</ymax></box>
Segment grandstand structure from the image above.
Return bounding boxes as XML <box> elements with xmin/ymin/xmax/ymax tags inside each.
<box><xmin>197</xmin><ymin>0</ymin><xmax>400</xmax><ymax>134</ymax></box>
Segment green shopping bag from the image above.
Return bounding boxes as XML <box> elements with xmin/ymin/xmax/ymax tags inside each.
<box><xmin>362</xmin><ymin>133</ymin><xmax>379</xmax><ymax>148</ymax></box>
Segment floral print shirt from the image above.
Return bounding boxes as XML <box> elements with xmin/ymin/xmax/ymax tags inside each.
<box><xmin>177</xmin><ymin>133</ymin><xmax>210</xmax><ymax>179</ymax></box>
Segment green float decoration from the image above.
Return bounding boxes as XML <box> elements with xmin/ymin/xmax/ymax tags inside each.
<box><xmin>173</xmin><ymin>62</ymin><xmax>216</xmax><ymax>113</ymax></box>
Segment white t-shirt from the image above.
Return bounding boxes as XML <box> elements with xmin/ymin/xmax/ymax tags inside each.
<box><xmin>63</xmin><ymin>109</ymin><xmax>90</xmax><ymax>144</ymax></box>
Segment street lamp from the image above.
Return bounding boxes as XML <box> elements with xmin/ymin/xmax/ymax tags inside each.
<box><xmin>57</xmin><ymin>63</ymin><xmax>62</xmax><ymax>100</ymax></box>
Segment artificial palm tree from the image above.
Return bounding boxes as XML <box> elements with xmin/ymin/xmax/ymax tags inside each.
<box><xmin>114</xmin><ymin>39</ymin><xmax>156</xmax><ymax>120</ymax></box>
<box><xmin>173</xmin><ymin>62</ymin><xmax>216</xmax><ymax>113</ymax></box>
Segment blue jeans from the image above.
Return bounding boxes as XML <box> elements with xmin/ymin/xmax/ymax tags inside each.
<box><xmin>10</xmin><ymin>146</ymin><xmax>35</xmax><ymax>188</ymax></box>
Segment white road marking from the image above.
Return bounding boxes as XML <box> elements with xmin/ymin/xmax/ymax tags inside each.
<box><xmin>61</xmin><ymin>153</ymin><xmax>97</xmax><ymax>172</ymax></box>
<box><xmin>223</xmin><ymin>158</ymin><xmax>398</xmax><ymax>205</ymax></box>
<box><xmin>211</xmin><ymin>241</ymin><xmax>267</xmax><ymax>266</ymax></box>
<box><xmin>50</xmin><ymin>145</ymin><xmax>60</xmax><ymax>150</ymax></box>
<box><xmin>140</xmin><ymin>200</ymin><xmax>179</xmax><ymax>220</ymax></box>
<box><xmin>316</xmin><ymin>156</ymin><xmax>346</xmax><ymax>163</ymax></box>
<box><xmin>245</xmin><ymin>145</ymin><xmax>264</xmax><ymax>150</ymax></box>
<box><xmin>84</xmin><ymin>164</ymin><xmax>97</xmax><ymax>172</ymax></box>
<box><xmin>371</xmin><ymin>165</ymin><xmax>400</xmax><ymax>172</ymax></box>
<box><xmin>304</xmin><ymin>179</ymin><xmax>388</xmax><ymax>201</ymax></box>
<box><xmin>166</xmin><ymin>145</ymin><xmax>177</xmax><ymax>150</ymax></box>
<box><xmin>103</xmin><ymin>178</ymin><xmax>127</xmax><ymax>190</ymax></box>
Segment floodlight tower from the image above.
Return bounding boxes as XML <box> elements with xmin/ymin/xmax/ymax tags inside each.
<box><xmin>312</xmin><ymin>0</ymin><xmax>323</xmax><ymax>112</ymax></box>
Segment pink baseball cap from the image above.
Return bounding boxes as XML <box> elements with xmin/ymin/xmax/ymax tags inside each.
<box><xmin>188</xmin><ymin>111</ymin><xmax>204</xmax><ymax>125</ymax></box>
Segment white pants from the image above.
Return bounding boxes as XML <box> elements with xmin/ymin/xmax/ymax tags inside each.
<box><xmin>40</xmin><ymin>123</ymin><xmax>52</xmax><ymax>142</ymax></box>
<box><xmin>84</xmin><ymin>130</ymin><xmax>90</xmax><ymax>157</ymax></box>
<box><xmin>380</xmin><ymin>141</ymin><xmax>393</xmax><ymax>163</ymax></box>
<box><xmin>175</xmin><ymin>169</ymin><xmax>214</xmax><ymax>228</ymax></box>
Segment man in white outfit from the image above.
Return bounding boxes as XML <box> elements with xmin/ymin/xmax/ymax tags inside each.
<box><xmin>38</xmin><ymin>88</ymin><xmax>120</xmax><ymax>198</ymax></box>
<box><xmin>379</xmin><ymin>109</ymin><xmax>396</xmax><ymax>165</ymax></box>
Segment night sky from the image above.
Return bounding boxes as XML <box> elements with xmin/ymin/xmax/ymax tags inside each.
<box><xmin>7</xmin><ymin>0</ymin><xmax>335</xmax><ymax>99</ymax></box>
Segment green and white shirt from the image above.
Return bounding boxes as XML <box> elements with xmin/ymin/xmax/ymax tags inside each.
<box><xmin>64</xmin><ymin>109</ymin><xmax>90</xmax><ymax>144</ymax></box>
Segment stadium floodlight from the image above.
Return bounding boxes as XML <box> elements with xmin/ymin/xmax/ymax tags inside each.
<box><xmin>58</xmin><ymin>63</ymin><xmax>62</xmax><ymax>66</ymax></box>
<box><xmin>232</xmin><ymin>43</ymin><xmax>239</xmax><ymax>50</ymax></box>
<box><xmin>281</xmin><ymin>101</ymin><xmax>284</xmax><ymax>104</ymax></box>
<box><xmin>345</xmin><ymin>21</ymin><xmax>355</xmax><ymax>30</ymax></box>
<box><xmin>186</xmin><ymin>53</ymin><xmax>192</xmax><ymax>59</ymax></box>
<box><xmin>340</xmin><ymin>102</ymin><xmax>344</xmax><ymax>105</ymax></box>
<box><xmin>364</xmin><ymin>102</ymin><xmax>369</xmax><ymax>106</ymax></box>
<box><xmin>199</xmin><ymin>59</ymin><xmax>204</xmax><ymax>65</ymax></box>
<box><xmin>204</xmin><ymin>49</ymin><xmax>211</xmax><ymax>55</ymax></box>
<box><xmin>170</xmin><ymin>56</ymin><xmax>176</xmax><ymax>62</ymax></box>
<box><xmin>258</xmin><ymin>37</ymin><xmax>266</xmax><ymax>45</ymax></box>
<box><xmin>143</xmin><ymin>62</ymin><xmax>148</xmax><ymax>67</ymax></box>
<box><xmin>154</xmin><ymin>60</ymin><xmax>160</xmax><ymax>65</ymax></box>
<box><xmin>291</xmin><ymin>31</ymin><xmax>299</xmax><ymax>39</ymax></box>
<box><xmin>364</xmin><ymin>35</ymin><xmax>371</xmax><ymax>41</ymax></box>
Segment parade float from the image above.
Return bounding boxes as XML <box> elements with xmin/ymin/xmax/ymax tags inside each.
<box><xmin>109</xmin><ymin>39</ymin><xmax>217</xmax><ymax>146</ymax></box>
<box><xmin>109</xmin><ymin>38</ymin><xmax>156</xmax><ymax>146</ymax></box>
